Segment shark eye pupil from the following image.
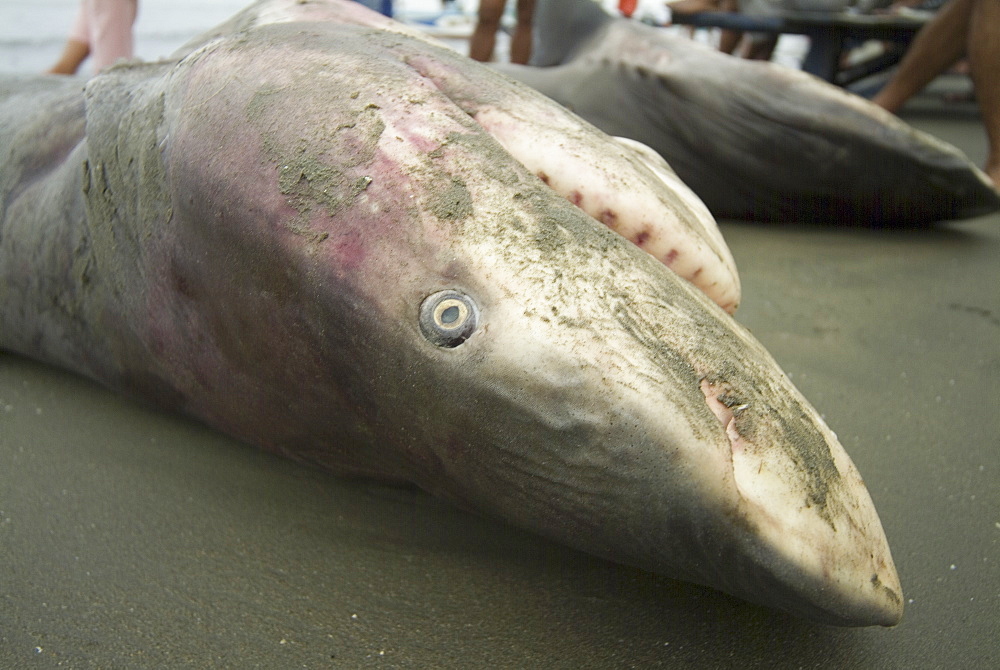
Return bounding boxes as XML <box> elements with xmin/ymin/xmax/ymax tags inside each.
<box><xmin>420</xmin><ymin>290</ymin><xmax>479</xmax><ymax>348</ymax></box>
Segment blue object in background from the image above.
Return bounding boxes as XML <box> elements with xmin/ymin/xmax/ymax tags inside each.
<box><xmin>353</xmin><ymin>0</ymin><xmax>394</xmax><ymax>16</ymax></box>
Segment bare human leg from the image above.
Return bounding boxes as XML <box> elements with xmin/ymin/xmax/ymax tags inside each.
<box><xmin>470</xmin><ymin>0</ymin><xmax>504</xmax><ymax>62</ymax></box>
<box><xmin>47</xmin><ymin>38</ymin><xmax>90</xmax><ymax>74</ymax></box>
<box><xmin>871</xmin><ymin>0</ymin><xmax>970</xmax><ymax>113</ymax></box>
<box><xmin>509</xmin><ymin>0</ymin><xmax>535</xmax><ymax>65</ymax></box>
<box><xmin>968</xmin><ymin>0</ymin><xmax>1000</xmax><ymax>186</ymax></box>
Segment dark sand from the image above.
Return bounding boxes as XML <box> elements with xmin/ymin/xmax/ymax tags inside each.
<box><xmin>2</xmin><ymin>97</ymin><xmax>998</xmax><ymax>668</ymax></box>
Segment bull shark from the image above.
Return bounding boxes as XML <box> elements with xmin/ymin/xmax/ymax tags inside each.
<box><xmin>0</xmin><ymin>0</ymin><xmax>901</xmax><ymax>626</ymax></box>
<box><xmin>494</xmin><ymin>0</ymin><xmax>1000</xmax><ymax>224</ymax></box>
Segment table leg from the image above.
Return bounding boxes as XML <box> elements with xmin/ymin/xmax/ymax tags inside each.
<box><xmin>800</xmin><ymin>29</ymin><xmax>844</xmax><ymax>81</ymax></box>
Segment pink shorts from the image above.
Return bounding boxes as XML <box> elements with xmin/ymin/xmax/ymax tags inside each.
<box><xmin>68</xmin><ymin>0</ymin><xmax>138</xmax><ymax>71</ymax></box>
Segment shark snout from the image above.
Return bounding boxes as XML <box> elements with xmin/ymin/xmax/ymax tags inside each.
<box><xmin>693</xmin><ymin>369</ymin><xmax>903</xmax><ymax>626</ymax></box>
<box><xmin>440</xmin><ymin>304</ymin><xmax>902</xmax><ymax>626</ymax></box>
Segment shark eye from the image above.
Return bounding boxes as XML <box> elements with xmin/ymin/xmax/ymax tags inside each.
<box><xmin>420</xmin><ymin>290</ymin><xmax>479</xmax><ymax>348</ymax></box>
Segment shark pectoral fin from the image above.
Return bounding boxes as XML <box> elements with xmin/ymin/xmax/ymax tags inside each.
<box><xmin>610</xmin><ymin>135</ymin><xmax>741</xmax><ymax>311</ymax></box>
<box><xmin>470</xmin><ymin>105</ymin><xmax>741</xmax><ymax>314</ymax></box>
<box><xmin>400</xmin><ymin>52</ymin><xmax>741</xmax><ymax>314</ymax></box>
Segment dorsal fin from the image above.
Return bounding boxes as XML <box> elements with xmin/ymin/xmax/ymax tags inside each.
<box><xmin>530</xmin><ymin>0</ymin><xmax>613</xmax><ymax>66</ymax></box>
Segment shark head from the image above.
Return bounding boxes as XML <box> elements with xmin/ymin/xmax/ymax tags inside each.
<box><xmin>47</xmin><ymin>1</ymin><xmax>901</xmax><ymax>626</ymax></box>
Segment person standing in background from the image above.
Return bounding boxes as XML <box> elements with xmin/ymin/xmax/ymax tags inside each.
<box><xmin>47</xmin><ymin>0</ymin><xmax>138</xmax><ymax>75</ymax></box>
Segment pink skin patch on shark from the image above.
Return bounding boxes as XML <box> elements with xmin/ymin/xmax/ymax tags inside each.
<box><xmin>600</xmin><ymin>209</ymin><xmax>618</xmax><ymax>228</ymax></box>
<box><xmin>332</xmin><ymin>232</ymin><xmax>368</xmax><ymax>271</ymax></box>
<box><xmin>663</xmin><ymin>248</ymin><xmax>679</xmax><ymax>266</ymax></box>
